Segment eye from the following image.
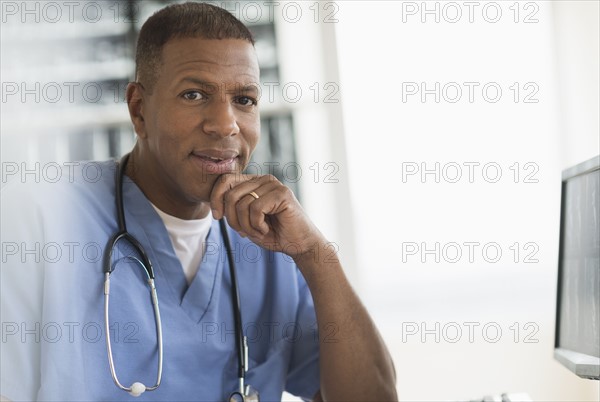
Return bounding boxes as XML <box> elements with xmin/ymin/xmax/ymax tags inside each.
<box><xmin>236</xmin><ymin>96</ymin><xmax>258</xmax><ymax>107</ymax></box>
<box><xmin>182</xmin><ymin>91</ymin><xmax>205</xmax><ymax>101</ymax></box>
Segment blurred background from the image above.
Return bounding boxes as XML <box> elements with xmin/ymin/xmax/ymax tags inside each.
<box><xmin>1</xmin><ymin>1</ymin><xmax>598</xmax><ymax>400</ymax></box>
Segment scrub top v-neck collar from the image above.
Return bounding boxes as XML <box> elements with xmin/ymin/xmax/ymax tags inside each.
<box><xmin>121</xmin><ymin>175</ymin><xmax>223</xmax><ymax>323</ymax></box>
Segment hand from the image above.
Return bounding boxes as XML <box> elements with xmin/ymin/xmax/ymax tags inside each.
<box><xmin>210</xmin><ymin>174</ymin><xmax>325</xmax><ymax>258</ymax></box>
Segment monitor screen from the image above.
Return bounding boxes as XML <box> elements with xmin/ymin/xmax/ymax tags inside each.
<box><xmin>555</xmin><ymin>155</ymin><xmax>600</xmax><ymax>380</ymax></box>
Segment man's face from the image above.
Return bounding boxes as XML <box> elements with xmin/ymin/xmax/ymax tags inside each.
<box><xmin>133</xmin><ymin>37</ymin><xmax>260</xmax><ymax>214</ymax></box>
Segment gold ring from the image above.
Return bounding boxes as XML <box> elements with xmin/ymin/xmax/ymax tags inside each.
<box><xmin>248</xmin><ymin>191</ymin><xmax>260</xmax><ymax>200</ymax></box>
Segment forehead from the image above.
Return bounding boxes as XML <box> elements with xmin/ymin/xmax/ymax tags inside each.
<box><xmin>158</xmin><ymin>37</ymin><xmax>260</xmax><ymax>86</ymax></box>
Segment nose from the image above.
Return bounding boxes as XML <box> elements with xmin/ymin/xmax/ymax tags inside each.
<box><xmin>202</xmin><ymin>100</ymin><xmax>240</xmax><ymax>138</ymax></box>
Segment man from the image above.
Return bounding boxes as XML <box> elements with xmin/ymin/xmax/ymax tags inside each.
<box><xmin>1</xmin><ymin>3</ymin><xmax>396</xmax><ymax>401</ymax></box>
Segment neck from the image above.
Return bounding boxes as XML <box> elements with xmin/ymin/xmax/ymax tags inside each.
<box><xmin>125</xmin><ymin>146</ymin><xmax>212</xmax><ymax>220</ymax></box>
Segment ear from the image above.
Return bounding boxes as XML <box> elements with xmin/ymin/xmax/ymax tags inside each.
<box><xmin>126</xmin><ymin>82</ymin><xmax>147</xmax><ymax>139</ymax></box>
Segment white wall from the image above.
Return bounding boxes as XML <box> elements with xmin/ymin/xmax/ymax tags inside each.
<box><xmin>273</xmin><ymin>6</ymin><xmax>359</xmax><ymax>285</ymax></box>
<box><xmin>552</xmin><ymin>1</ymin><xmax>600</xmax><ymax>169</ymax></box>
<box><xmin>333</xmin><ymin>1</ymin><xmax>599</xmax><ymax>400</ymax></box>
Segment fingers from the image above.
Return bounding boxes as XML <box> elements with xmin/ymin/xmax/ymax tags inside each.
<box><xmin>235</xmin><ymin>181</ymin><xmax>283</xmax><ymax>237</ymax></box>
<box><xmin>210</xmin><ymin>174</ymin><xmax>287</xmax><ymax>238</ymax></box>
<box><xmin>209</xmin><ymin>174</ymin><xmax>258</xmax><ymax>219</ymax></box>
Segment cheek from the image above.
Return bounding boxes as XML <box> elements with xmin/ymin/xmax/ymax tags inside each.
<box><xmin>245</xmin><ymin>119</ymin><xmax>261</xmax><ymax>152</ymax></box>
<box><xmin>153</xmin><ymin>110</ymin><xmax>196</xmax><ymax>147</ymax></box>
<box><xmin>249</xmin><ymin>131</ymin><xmax>260</xmax><ymax>151</ymax></box>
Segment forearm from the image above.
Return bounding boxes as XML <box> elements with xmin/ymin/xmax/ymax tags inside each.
<box><xmin>294</xmin><ymin>245</ymin><xmax>398</xmax><ymax>402</ymax></box>
<box><xmin>209</xmin><ymin>173</ymin><xmax>397</xmax><ymax>399</ymax></box>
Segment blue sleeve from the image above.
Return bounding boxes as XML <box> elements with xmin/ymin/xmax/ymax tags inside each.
<box><xmin>1</xmin><ymin>181</ymin><xmax>45</xmax><ymax>401</ymax></box>
<box><xmin>285</xmin><ymin>268</ymin><xmax>321</xmax><ymax>400</ymax></box>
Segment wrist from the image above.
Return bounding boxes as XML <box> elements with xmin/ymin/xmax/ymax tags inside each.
<box><xmin>292</xmin><ymin>238</ymin><xmax>340</xmax><ymax>269</ymax></box>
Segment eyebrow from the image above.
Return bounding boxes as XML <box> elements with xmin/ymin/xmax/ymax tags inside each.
<box><xmin>178</xmin><ymin>77</ymin><xmax>259</xmax><ymax>93</ymax></box>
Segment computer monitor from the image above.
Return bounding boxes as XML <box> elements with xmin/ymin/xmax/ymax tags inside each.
<box><xmin>555</xmin><ymin>155</ymin><xmax>600</xmax><ymax>380</ymax></box>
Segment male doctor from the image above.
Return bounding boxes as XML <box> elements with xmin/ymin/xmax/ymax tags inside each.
<box><xmin>0</xmin><ymin>2</ymin><xmax>396</xmax><ymax>401</ymax></box>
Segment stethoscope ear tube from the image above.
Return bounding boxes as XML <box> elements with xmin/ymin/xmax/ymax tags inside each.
<box><xmin>103</xmin><ymin>155</ymin><xmax>163</xmax><ymax>396</ymax></box>
<box><xmin>105</xmin><ymin>156</ymin><xmax>155</xmax><ymax>279</ymax></box>
<box><xmin>115</xmin><ymin>154</ymin><xmax>129</xmax><ymax>233</ymax></box>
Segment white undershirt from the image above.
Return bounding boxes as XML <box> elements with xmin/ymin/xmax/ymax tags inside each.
<box><xmin>151</xmin><ymin>204</ymin><xmax>212</xmax><ymax>284</ymax></box>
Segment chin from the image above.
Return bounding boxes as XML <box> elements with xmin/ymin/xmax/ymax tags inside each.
<box><xmin>181</xmin><ymin>176</ymin><xmax>218</xmax><ymax>204</ymax></box>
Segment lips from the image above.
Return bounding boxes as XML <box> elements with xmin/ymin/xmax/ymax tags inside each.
<box><xmin>191</xmin><ymin>149</ymin><xmax>240</xmax><ymax>175</ymax></box>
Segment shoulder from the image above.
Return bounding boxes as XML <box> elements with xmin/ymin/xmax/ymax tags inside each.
<box><xmin>1</xmin><ymin>159</ymin><xmax>116</xmax><ymax>201</ymax></box>
<box><xmin>1</xmin><ymin>159</ymin><xmax>118</xmax><ymax>241</ymax></box>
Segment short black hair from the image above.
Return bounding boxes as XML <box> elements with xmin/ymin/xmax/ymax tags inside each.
<box><xmin>135</xmin><ymin>2</ymin><xmax>255</xmax><ymax>92</ymax></box>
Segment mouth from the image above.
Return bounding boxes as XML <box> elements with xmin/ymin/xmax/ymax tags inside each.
<box><xmin>191</xmin><ymin>150</ymin><xmax>240</xmax><ymax>175</ymax></box>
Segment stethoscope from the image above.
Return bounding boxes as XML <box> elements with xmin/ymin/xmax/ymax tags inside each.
<box><xmin>103</xmin><ymin>153</ymin><xmax>259</xmax><ymax>401</ymax></box>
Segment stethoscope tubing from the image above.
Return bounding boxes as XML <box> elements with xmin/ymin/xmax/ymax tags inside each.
<box><xmin>219</xmin><ymin>218</ymin><xmax>249</xmax><ymax>392</ymax></box>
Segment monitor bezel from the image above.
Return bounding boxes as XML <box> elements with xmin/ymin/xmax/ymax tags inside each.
<box><xmin>554</xmin><ymin>154</ymin><xmax>600</xmax><ymax>380</ymax></box>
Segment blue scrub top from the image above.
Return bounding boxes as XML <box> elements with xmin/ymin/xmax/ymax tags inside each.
<box><xmin>1</xmin><ymin>161</ymin><xmax>320</xmax><ymax>401</ymax></box>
